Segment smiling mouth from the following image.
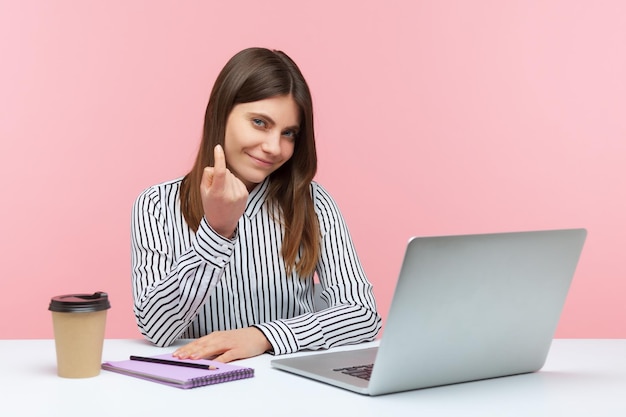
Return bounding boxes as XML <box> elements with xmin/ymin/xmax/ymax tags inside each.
<box><xmin>248</xmin><ymin>154</ymin><xmax>274</xmax><ymax>166</ymax></box>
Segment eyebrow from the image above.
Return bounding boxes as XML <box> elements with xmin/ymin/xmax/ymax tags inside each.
<box><xmin>247</xmin><ymin>112</ymin><xmax>300</xmax><ymax>132</ymax></box>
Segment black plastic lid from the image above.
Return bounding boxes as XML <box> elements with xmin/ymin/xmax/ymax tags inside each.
<box><xmin>48</xmin><ymin>292</ymin><xmax>111</xmax><ymax>313</ymax></box>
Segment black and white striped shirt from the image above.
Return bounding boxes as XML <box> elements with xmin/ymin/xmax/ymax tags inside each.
<box><xmin>131</xmin><ymin>177</ymin><xmax>382</xmax><ymax>354</ymax></box>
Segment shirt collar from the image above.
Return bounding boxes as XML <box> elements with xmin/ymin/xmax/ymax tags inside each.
<box><xmin>245</xmin><ymin>178</ymin><xmax>271</xmax><ymax>218</ymax></box>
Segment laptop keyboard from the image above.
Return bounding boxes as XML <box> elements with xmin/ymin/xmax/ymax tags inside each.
<box><xmin>333</xmin><ymin>364</ymin><xmax>374</xmax><ymax>381</ymax></box>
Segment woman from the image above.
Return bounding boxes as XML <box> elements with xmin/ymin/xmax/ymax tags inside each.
<box><xmin>131</xmin><ymin>47</ymin><xmax>381</xmax><ymax>362</ymax></box>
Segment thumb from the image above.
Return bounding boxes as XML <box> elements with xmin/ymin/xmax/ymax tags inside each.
<box><xmin>212</xmin><ymin>350</ymin><xmax>236</xmax><ymax>363</ymax></box>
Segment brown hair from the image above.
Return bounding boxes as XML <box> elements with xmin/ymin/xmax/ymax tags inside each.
<box><xmin>180</xmin><ymin>47</ymin><xmax>319</xmax><ymax>276</ymax></box>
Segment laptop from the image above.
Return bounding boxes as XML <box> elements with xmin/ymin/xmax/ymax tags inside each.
<box><xmin>271</xmin><ymin>228</ymin><xmax>587</xmax><ymax>396</ymax></box>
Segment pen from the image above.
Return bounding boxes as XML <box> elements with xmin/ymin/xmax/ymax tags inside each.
<box><xmin>130</xmin><ymin>355</ymin><xmax>219</xmax><ymax>370</ymax></box>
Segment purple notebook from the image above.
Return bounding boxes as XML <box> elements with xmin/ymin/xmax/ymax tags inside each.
<box><xmin>102</xmin><ymin>354</ymin><xmax>254</xmax><ymax>389</ymax></box>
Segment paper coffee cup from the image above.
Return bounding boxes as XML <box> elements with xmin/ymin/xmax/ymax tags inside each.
<box><xmin>49</xmin><ymin>292</ymin><xmax>111</xmax><ymax>378</ymax></box>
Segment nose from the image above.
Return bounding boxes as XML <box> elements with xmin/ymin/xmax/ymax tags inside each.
<box><xmin>261</xmin><ymin>131</ymin><xmax>281</xmax><ymax>155</ymax></box>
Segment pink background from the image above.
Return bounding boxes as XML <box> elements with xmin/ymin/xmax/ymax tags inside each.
<box><xmin>1</xmin><ymin>1</ymin><xmax>624</xmax><ymax>339</ymax></box>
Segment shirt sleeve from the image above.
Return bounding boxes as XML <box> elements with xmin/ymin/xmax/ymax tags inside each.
<box><xmin>254</xmin><ymin>183</ymin><xmax>382</xmax><ymax>354</ymax></box>
<box><xmin>130</xmin><ymin>186</ymin><xmax>235</xmax><ymax>347</ymax></box>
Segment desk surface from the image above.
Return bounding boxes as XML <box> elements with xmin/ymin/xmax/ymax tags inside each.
<box><xmin>2</xmin><ymin>339</ymin><xmax>625</xmax><ymax>416</ymax></box>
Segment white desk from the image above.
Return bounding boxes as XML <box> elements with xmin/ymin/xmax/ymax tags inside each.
<box><xmin>2</xmin><ymin>339</ymin><xmax>625</xmax><ymax>416</ymax></box>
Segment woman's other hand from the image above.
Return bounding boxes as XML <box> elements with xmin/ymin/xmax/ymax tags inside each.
<box><xmin>172</xmin><ymin>327</ymin><xmax>272</xmax><ymax>362</ymax></box>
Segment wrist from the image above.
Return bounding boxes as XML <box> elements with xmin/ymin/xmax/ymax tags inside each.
<box><xmin>203</xmin><ymin>217</ymin><xmax>237</xmax><ymax>239</ymax></box>
<box><xmin>251</xmin><ymin>325</ymin><xmax>272</xmax><ymax>353</ymax></box>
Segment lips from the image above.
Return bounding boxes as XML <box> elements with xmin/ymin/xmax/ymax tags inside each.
<box><xmin>248</xmin><ymin>153</ymin><xmax>275</xmax><ymax>167</ymax></box>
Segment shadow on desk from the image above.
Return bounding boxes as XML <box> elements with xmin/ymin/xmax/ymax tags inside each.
<box><xmin>392</xmin><ymin>369</ymin><xmax>617</xmax><ymax>404</ymax></box>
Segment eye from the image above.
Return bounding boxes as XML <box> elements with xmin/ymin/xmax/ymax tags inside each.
<box><xmin>252</xmin><ymin>118</ymin><xmax>267</xmax><ymax>128</ymax></box>
<box><xmin>282</xmin><ymin>129</ymin><xmax>298</xmax><ymax>140</ymax></box>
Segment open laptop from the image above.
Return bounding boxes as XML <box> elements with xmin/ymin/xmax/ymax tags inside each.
<box><xmin>271</xmin><ymin>228</ymin><xmax>587</xmax><ymax>396</ymax></box>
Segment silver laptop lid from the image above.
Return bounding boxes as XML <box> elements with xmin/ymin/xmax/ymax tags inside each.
<box><xmin>368</xmin><ymin>228</ymin><xmax>587</xmax><ymax>395</ymax></box>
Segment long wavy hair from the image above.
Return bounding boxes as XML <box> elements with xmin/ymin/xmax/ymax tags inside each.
<box><xmin>180</xmin><ymin>47</ymin><xmax>319</xmax><ymax>276</ymax></box>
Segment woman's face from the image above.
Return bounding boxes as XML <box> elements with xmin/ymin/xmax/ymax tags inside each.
<box><xmin>223</xmin><ymin>94</ymin><xmax>300</xmax><ymax>191</ymax></box>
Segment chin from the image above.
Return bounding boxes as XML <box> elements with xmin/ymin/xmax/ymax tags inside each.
<box><xmin>242</xmin><ymin>174</ymin><xmax>269</xmax><ymax>188</ymax></box>
<box><xmin>246</xmin><ymin>169</ymin><xmax>274</xmax><ymax>183</ymax></box>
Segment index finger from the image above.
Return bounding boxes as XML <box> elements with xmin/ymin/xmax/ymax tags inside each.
<box><xmin>213</xmin><ymin>144</ymin><xmax>226</xmax><ymax>173</ymax></box>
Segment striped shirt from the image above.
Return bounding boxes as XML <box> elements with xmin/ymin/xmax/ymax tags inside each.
<box><xmin>131</xmin><ymin>177</ymin><xmax>382</xmax><ymax>354</ymax></box>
